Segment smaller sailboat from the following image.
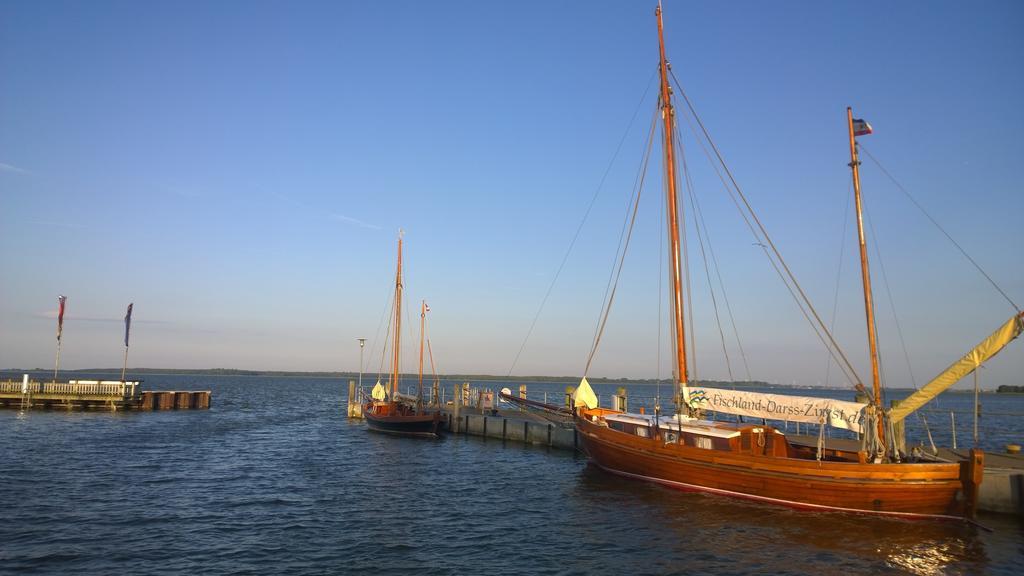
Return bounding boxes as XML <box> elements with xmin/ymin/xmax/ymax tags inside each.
<box><xmin>363</xmin><ymin>234</ymin><xmax>443</xmax><ymax>437</ymax></box>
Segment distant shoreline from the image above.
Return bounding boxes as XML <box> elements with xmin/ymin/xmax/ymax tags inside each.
<box><xmin>0</xmin><ymin>367</ymin><xmax>1014</xmax><ymax>393</ymax></box>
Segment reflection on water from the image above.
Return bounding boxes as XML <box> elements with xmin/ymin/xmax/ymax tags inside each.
<box><xmin>576</xmin><ymin>463</ymin><xmax>1021</xmax><ymax>575</ymax></box>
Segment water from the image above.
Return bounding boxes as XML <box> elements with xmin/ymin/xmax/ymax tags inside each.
<box><xmin>2</xmin><ymin>374</ymin><xmax>1022</xmax><ymax>575</ymax></box>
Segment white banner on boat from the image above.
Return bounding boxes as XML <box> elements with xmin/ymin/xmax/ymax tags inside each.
<box><xmin>682</xmin><ymin>386</ymin><xmax>867</xmax><ymax>433</ymax></box>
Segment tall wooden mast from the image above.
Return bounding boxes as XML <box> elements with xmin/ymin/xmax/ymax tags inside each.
<box><xmin>657</xmin><ymin>3</ymin><xmax>689</xmax><ymax>405</ymax></box>
<box><xmin>846</xmin><ymin>107</ymin><xmax>885</xmax><ymax>443</ymax></box>
<box><xmin>391</xmin><ymin>233</ymin><xmax>404</xmax><ymax>397</ymax></box>
<box><xmin>418</xmin><ymin>299</ymin><xmax>426</xmax><ymax>410</ymax></box>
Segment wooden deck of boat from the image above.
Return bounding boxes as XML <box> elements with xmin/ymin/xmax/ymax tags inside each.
<box><xmin>787</xmin><ymin>434</ymin><xmax>1024</xmax><ymax>470</ymax></box>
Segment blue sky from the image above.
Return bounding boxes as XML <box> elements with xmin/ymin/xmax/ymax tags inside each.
<box><xmin>2</xmin><ymin>1</ymin><xmax>1021</xmax><ymax>390</ymax></box>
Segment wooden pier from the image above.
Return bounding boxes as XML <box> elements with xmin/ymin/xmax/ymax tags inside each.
<box><xmin>0</xmin><ymin>377</ymin><xmax>211</xmax><ymax>411</ymax></box>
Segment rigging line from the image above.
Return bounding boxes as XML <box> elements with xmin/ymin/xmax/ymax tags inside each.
<box><xmin>506</xmin><ymin>69</ymin><xmax>660</xmax><ymax>377</ymax></box>
<box><xmin>369</xmin><ymin>262</ymin><xmax>398</xmax><ymax>383</ymax></box>
<box><xmin>864</xmin><ymin>215</ymin><xmax>943</xmax><ymax>441</ymax></box>
<box><xmin>824</xmin><ymin>181</ymin><xmax>853</xmax><ymax>388</ymax></box>
<box><xmin>584</xmin><ymin>110</ymin><xmax>658</xmax><ymax>376</ymax></box>
<box><xmin>863</xmin><ymin>209</ymin><xmax>945</xmax><ymax>433</ymax></box>
<box><xmin>425</xmin><ymin>312</ymin><xmax>441</xmax><ymax>385</ymax></box>
<box><xmin>427</xmin><ymin>338</ymin><xmax>440</xmax><ymax>385</ymax></box>
<box><xmin>680</xmin><ymin>151</ymin><xmax>698</xmax><ymax>384</ymax></box>
<box><xmin>670</xmin><ymin>117</ymin><xmax>698</xmax><ymax>383</ymax></box>
<box><xmin>588</xmin><ymin>108</ymin><xmax>661</xmax><ymax>364</ymax></box>
<box><xmin>670</xmin><ymin>70</ymin><xmax>862</xmax><ymax>387</ymax></box>
<box><xmin>675</xmin><ymin>123</ymin><xmax>733</xmax><ymax>381</ymax></box>
<box><xmin>656</xmin><ymin>153</ymin><xmax>665</xmax><ymax>406</ymax></box>
<box><xmin>753</xmin><ymin>240</ymin><xmax>861</xmax><ymax>385</ymax></box>
<box><xmin>677</xmin><ymin>121</ymin><xmax>752</xmax><ymax>381</ymax></box>
<box><xmin>377</xmin><ymin>294</ymin><xmax>393</xmax><ymax>381</ymax></box>
<box><xmin>672</xmin><ymin>104</ymin><xmax>856</xmax><ymax>386</ymax></box>
<box><xmin>859</xmin><ymin>143</ymin><xmax>1020</xmax><ymax>313</ymax></box>
<box><xmin>675</xmin><ymin>109</ymin><xmax>860</xmax><ymax>386</ymax></box>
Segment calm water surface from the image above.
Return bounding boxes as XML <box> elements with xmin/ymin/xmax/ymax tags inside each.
<box><xmin>2</xmin><ymin>374</ymin><xmax>1022</xmax><ymax>575</ymax></box>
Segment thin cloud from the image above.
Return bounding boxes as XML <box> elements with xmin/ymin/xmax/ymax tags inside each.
<box><xmin>270</xmin><ymin>190</ymin><xmax>380</xmax><ymax>230</ymax></box>
<box><xmin>33</xmin><ymin>311</ymin><xmax>171</xmax><ymax>324</ymax></box>
<box><xmin>327</xmin><ymin>212</ymin><xmax>380</xmax><ymax>230</ymax></box>
<box><xmin>0</xmin><ymin>162</ymin><xmax>28</xmax><ymax>174</ymax></box>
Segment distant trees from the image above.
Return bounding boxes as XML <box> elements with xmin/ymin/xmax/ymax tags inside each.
<box><xmin>996</xmin><ymin>385</ymin><xmax>1024</xmax><ymax>393</ymax></box>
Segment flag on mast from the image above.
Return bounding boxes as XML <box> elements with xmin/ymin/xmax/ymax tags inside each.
<box><xmin>852</xmin><ymin>118</ymin><xmax>873</xmax><ymax>137</ymax></box>
<box><xmin>124</xmin><ymin>303</ymin><xmax>134</xmax><ymax>348</ymax></box>
<box><xmin>56</xmin><ymin>295</ymin><xmax>67</xmax><ymax>341</ymax></box>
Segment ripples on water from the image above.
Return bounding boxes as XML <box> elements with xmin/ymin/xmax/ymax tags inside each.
<box><xmin>1</xmin><ymin>375</ymin><xmax>1022</xmax><ymax>575</ymax></box>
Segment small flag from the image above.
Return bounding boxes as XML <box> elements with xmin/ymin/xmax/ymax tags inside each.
<box><xmin>124</xmin><ymin>303</ymin><xmax>134</xmax><ymax>348</ymax></box>
<box><xmin>425</xmin><ymin>303</ymin><xmax>430</xmax><ymax>312</ymax></box>
<box><xmin>852</xmin><ymin>118</ymin><xmax>873</xmax><ymax>137</ymax></box>
<box><xmin>56</xmin><ymin>295</ymin><xmax>67</xmax><ymax>341</ymax></box>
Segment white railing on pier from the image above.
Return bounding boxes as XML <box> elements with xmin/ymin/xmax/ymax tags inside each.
<box><xmin>0</xmin><ymin>379</ymin><xmax>141</xmax><ymax>398</ymax></box>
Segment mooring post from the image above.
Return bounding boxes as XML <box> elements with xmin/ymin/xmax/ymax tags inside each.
<box><xmin>347</xmin><ymin>380</ymin><xmax>357</xmax><ymax>418</ymax></box>
<box><xmin>565</xmin><ymin>386</ymin><xmax>575</xmax><ymax>410</ymax></box>
<box><xmin>518</xmin><ymin>384</ymin><xmax>526</xmax><ymax>412</ymax></box>
<box><xmin>453</xmin><ymin>383</ymin><xmax>461</xmax><ymax>433</ymax></box>
<box><xmin>613</xmin><ymin>387</ymin><xmax>628</xmax><ymax>412</ymax></box>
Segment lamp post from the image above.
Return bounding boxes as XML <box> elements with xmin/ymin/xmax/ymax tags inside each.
<box><xmin>356</xmin><ymin>337</ymin><xmax>367</xmax><ymax>394</ymax></box>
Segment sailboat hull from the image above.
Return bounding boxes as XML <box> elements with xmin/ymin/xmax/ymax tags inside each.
<box><xmin>576</xmin><ymin>414</ymin><xmax>975</xmax><ymax>520</ymax></box>
<box><xmin>364</xmin><ymin>402</ymin><xmax>443</xmax><ymax>438</ymax></box>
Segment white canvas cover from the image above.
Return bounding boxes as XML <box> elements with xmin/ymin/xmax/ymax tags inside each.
<box><xmin>683</xmin><ymin>386</ymin><xmax>867</xmax><ymax>433</ymax></box>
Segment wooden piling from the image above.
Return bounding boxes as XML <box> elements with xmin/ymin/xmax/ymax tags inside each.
<box><xmin>613</xmin><ymin>387</ymin><xmax>628</xmax><ymax>412</ymax></box>
<box><xmin>174</xmin><ymin>392</ymin><xmax>192</xmax><ymax>409</ymax></box>
<box><xmin>156</xmin><ymin>392</ymin><xmax>175</xmax><ymax>410</ymax></box>
<box><xmin>452</xmin><ymin>383</ymin><xmax>461</xmax><ymax>433</ymax></box>
<box><xmin>193</xmin><ymin>391</ymin><xmax>211</xmax><ymax>409</ymax></box>
<box><xmin>346</xmin><ymin>380</ymin><xmax>362</xmax><ymax>418</ymax></box>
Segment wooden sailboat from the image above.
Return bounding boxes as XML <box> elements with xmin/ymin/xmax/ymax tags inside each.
<box><xmin>571</xmin><ymin>4</ymin><xmax>1019</xmax><ymax>520</ymax></box>
<box><xmin>363</xmin><ymin>234</ymin><xmax>443</xmax><ymax>438</ymax></box>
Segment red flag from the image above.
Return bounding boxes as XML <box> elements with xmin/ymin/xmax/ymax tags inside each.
<box><xmin>56</xmin><ymin>295</ymin><xmax>67</xmax><ymax>341</ymax></box>
<box><xmin>124</xmin><ymin>303</ymin><xmax>133</xmax><ymax>348</ymax></box>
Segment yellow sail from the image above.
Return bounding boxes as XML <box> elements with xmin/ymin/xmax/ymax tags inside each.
<box><xmin>573</xmin><ymin>377</ymin><xmax>598</xmax><ymax>409</ymax></box>
<box><xmin>890</xmin><ymin>312</ymin><xmax>1023</xmax><ymax>422</ymax></box>
<box><xmin>371</xmin><ymin>380</ymin><xmax>387</xmax><ymax>401</ymax></box>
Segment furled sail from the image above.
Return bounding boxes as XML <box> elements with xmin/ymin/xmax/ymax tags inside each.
<box><xmin>371</xmin><ymin>380</ymin><xmax>387</xmax><ymax>401</ymax></box>
<box><xmin>574</xmin><ymin>377</ymin><xmax>598</xmax><ymax>409</ymax></box>
<box><xmin>683</xmin><ymin>386</ymin><xmax>867</xmax><ymax>433</ymax></box>
<box><xmin>889</xmin><ymin>312</ymin><xmax>1024</xmax><ymax>423</ymax></box>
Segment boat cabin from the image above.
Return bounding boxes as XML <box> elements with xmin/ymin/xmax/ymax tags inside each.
<box><xmin>599</xmin><ymin>412</ymin><xmax>792</xmax><ymax>457</ymax></box>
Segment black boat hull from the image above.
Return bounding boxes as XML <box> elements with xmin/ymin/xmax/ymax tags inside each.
<box><xmin>364</xmin><ymin>405</ymin><xmax>443</xmax><ymax>438</ymax></box>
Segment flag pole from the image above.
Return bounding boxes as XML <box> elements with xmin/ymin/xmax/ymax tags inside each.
<box><xmin>53</xmin><ymin>295</ymin><xmax>67</xmax><ymax>384</ymax></box>
<box><xmin>121</xmin><ymin>346</ymin><xmax>129</xmax><ymax>382</ymax></box>
<box><xmin>122</xmin><ymin>303</ymin><xmax>134</xmax><ymax>382</ymax></box>
<box><xmin>53</xmin><ymin>340</ymin><xmax>61</xmax><ymax>384</ymax></box>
